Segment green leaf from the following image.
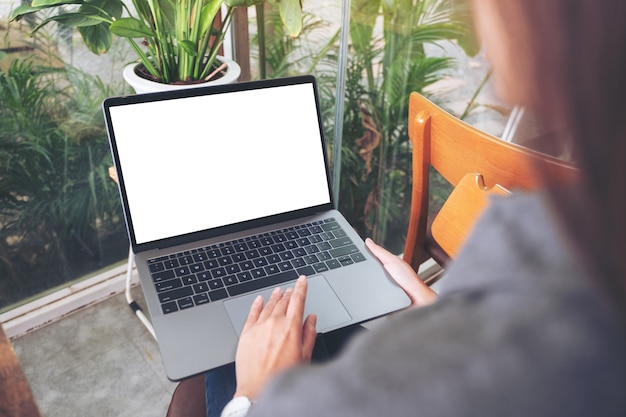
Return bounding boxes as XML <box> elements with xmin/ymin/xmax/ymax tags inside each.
<box><xmin>41</xmin><ymin>12</ymin><xmax>103</xmax><ymax>27</ymax></box>
<box><xmin>199</xmin><ymin>0</ymin><xmax>223</xmax><ymax>35</ymax></box>
<box><xmin>9</xmin><ymin>4</ymin><xmax>49</xmax><ymax>21</ymax></box>
<box><xmin>178</xmin><ymin>40</ymin><xmax>198</xmax><ymax>56</ymax></box>
<box><xmin>155</xmin><ymin>0</ymin><xmax>176</xmax><ymax>32</ymax></box>
<box><xmin>279</xmin><ymin>0</ymin><xmax>302</xmax><ymax>37</ymax></box>
<box><xmin>350</xmin><ymin>0</ymin><xmax>379</xmax><ymax>55</ymax></box>
<box><xmin>110</xmin><ymin>17</ymin><xmax>154</xmax><ymax>38</ymax></box>
<box><xmin>80</xmin><ymin>0</ymin><xmax>123</xmax><ymax>20</ymax></box>
<box><xmin>224</xmin><ymin>0</ymin><xmax>263</xmax><ymax>7</ymax></box>
<box><xmin>78</xmin><ymin>23</ymin><xmax>112</xmax><ymax>54</ymax></box>
<box><xmin>31</xmin><ymin>0</ymin><xmax>83</xmax><ymax>7</ymax></box>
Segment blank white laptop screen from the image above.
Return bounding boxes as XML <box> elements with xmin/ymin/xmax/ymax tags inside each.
<box><xmin>108</xmin><ymin>83</ymin><xmax>331</xmax><ymax>245</ymax></box>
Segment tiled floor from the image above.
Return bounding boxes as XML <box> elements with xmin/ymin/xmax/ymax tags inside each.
<box><xmin>11</xmin><ymin>288</ymin><xmax>178</xmax><ymax>417</ymax></box>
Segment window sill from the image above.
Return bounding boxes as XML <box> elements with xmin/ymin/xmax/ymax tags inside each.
<box><xmin>0</xmin><ymin>262</ymin><xmax>140</xmax><ymax>339</ymax></box>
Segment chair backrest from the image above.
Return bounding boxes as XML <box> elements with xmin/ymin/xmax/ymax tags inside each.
<box><xmin>403</xmin><ymin>92</ymin><xmax>579</xmax><ymax>271</ymax></box>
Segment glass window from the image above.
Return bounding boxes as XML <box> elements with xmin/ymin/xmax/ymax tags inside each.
<box><xmin>1</xmin><ymin>0</ymin><xmax>511</xmax><ymax>311</ymax></box>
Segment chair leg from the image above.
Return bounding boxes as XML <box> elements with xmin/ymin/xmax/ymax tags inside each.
<box><xmin>166</xmin><ymin>374</ymin><xmax>206</xmax><ymax>417</ymax></box>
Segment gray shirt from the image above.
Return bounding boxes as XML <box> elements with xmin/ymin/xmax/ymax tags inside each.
<box><xmin>249</xmin><ymin>192</ymin><xmax>626</xmax><ymax>416</ymax></box>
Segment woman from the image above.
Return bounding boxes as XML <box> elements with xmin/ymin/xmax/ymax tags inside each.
<box><xmin>215</xmin><ymin>0</ymin><xmax>626</xmax><ymax>415</ymax></box>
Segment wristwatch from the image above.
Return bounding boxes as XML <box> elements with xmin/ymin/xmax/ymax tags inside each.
<box><xmin>221</xmin><ymin>396</ymin><xmax>254</xmax><ymax>417</ymax></box>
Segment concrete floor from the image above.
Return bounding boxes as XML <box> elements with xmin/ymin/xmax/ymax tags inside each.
<box><xmin>11</xmin><ymin>288</ymin><xmax>178</xmax><ymax>417</ymax></box>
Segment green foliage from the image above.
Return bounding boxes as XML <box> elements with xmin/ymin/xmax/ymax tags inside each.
<box><xmin>252</xmin><ymin>10</ymin><xmax>335</xmax><ymax>79</ymax></box>
<box><xmin>338</xmin><ymin>0</ymin><xmax>474</xmax><ymax>253</ymax></box>
<box><xmin>10</xmin><ymin>0</ymin><xmax>303</xmax><ymax>84</ymax></box>
<box><xmin>0</xmin><ymin>59</ymin><xmax>127</xmax><ymax>308</ymax></box>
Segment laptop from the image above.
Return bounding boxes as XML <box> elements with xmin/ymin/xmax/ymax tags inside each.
<box><xmin>102</xmin><ymin>75</ymin><xmax>410</xmax><ymax>381</ymax></box>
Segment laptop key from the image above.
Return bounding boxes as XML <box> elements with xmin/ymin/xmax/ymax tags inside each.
<box><xmin>208</xmin><ymin>279</ymin><xmax>224</xmax><ymax>290</ymax></box>
<box><xmin>152</xmin><ymin>269</ymin><xmax>175</xmax><ymax>282</ymax></box>
<box><xmin>293</xmin><ymin>248</ymin><xmax>307</xmax><ymax>257</ymax></box>
<box><xmin>150</xmin><ymin>256</ymin><xmax>169</xmax><ymax>263</ymax></box>
<box><xmin>330</xmin><ymin>237</ymin><xmax>352</xmax><ymax>248</ymax></box>
<box><xmin>162</xmin><ymin>302</ymin><xmax>179</xmax><ymax>314</ymax></box>
<box><xmin>339</xmin><ymin>256</ymin><xmax>354</xmax><ymax>266</ymax></box>
<box><xmin>304</xmin><ymin>255</ymin><xmax>319</xmax><ymax>264</ymax></box>
<box><xmin>182</xmin><ymin>275</ymin><xmax>197</xmax><ymax>285</ymax></box>
<box><xmin>227</xmin><ymin>270</ymin><xmax>298</xmax><ymax>297</ymax></box>
<box><xmin>326</xmin><ymin>259</ymin><xmax>342</xmax><ymax>269</ymax></box>
<box><xmin>329</xmin><ymin>244</ymin><xmax>359</xmax><ymax>258</ymax></box>
<box><xmin>179</xmin><ymin>256</ymin><xmax>194</xmax><ymax>265</ymax></box>
<box><xmin>158</xmin><ymin>286</ymin><xmax>194</xmax><ymax>303</ymax></box>
<box><xmin>318</xmin><ymin>251</ymin><xmax>332</xmax><ymax>261</ymax></box>
<box><xmin>317</xmin><ymin>242</ymin><xmax>332</xmax><ymax>251</ymax></box>
<box><xmin>211</xmin><ymin>267</ymin><xmax>226</xmax><ymax>278</ymax></box>
<box><xmin>197</xmin><ymin>271</ymin><xmax>211</xmax><ymax>281</ymax></box>
<box><xmin>278</xmin><ymin>262</ymin><xmax>292</xmax><ymax>271</ymax></box>
<box><xmin>193</xmin><ymin>293</ymin><xmax>210</xmax><ymax>306</ymax></box>
<box><xmin>265</xmin><ymin>265</ymin><xmax>280</xmax><ymax>275</ymax></box>
<box><xmin>194</xmin><ymin>282</ymin><xmax>209</xmax><ymax>293</ymax></box>
<box><xmin>291</xmin><ymin>258</ymin><xmax>306</xmax><ymax>268</ymax></box>
<box><xmin>207</xmin><ymin>249</ymin><xmax>220</xmax><ymax>259</ymax></box>
<box><xmin>232</xmin><ymin>253</ymin><xmax>246</xmax><ymax>263</ymax></box>
<box><xmin>178</xmin><ymin>297</ymin><xmax>194</xmax><ymax>310</ymax></box>
<box><xmin>164</xmin><ymin>259</ymin><xmax>179</xmax><ymax>269</ymax></box>
<box><xmin>251</xmin><ymin>268</ymin><xmax>267</xmax><ymax>279</ymax></box>
<box><xmin>237</xmin><ymin>271</ymin><xmax>253</xmax><ymax>282</ymax></box>
<box><xmin>253</xmin><ymin>258</ymin><xmax>268</xmax><ymax>268</ymax></box>
<box><xmin>175</xmin><ymin>266</ymin><xmax>191</xmax><ymax>277</ymax></box>
<box><xmin>203</xmin><ymin>259</ymin><xmax>219</xmax><ymax>270</ymax></box>
<box><xmin>266</xmin><ymin>254</ymin><xmax>281</xmax><ymax>264</ymax></box>
<box><xmin>156</xmin><ymin>278</ymin><xmax>183</xmax><ymax>292</ymax></box>
<box><xmin>224</xmin><ymin>276</ymin><xmax>238</xmax><ymax>286</ymax></box>
<box><xmin>351</xmin><ymin>253</ymin><xmax>367</xmax><ymax>263</ymax></box>
<box><xmin>209</xmin><ymin>288</ymin><xmax>228</xmax><ymax>301</ymax></box>
<box><xmin>321</xmin><ymin>222</ymin><xmax>341</xmax><ymax>231</ymax></box>
<box><xmin>296</xmin><ymin>266</ymin><xmax>315</xmax><ymax>276</ymax></box>
<box><xmin>193</xmin><ymin>252</ymin><xmax>207</xmax><ymax>262</ymax></box>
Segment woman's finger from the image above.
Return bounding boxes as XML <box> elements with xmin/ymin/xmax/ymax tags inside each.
<box><xmin>241</xmin><ymin>295</ymin><xmax>264</xmax><ymax>332</ymax></box>
<box><xmin>273</xmin><ymin>286</ymin><xmax>293</xmax><ymax>316</ymax></box>
<box><xmin>258</xmin><ymin>287</ymin><xmax>283</xmax><ymax>320</ymax></box>
<box><xmin>286</xmin><ymin>276</ymin><xmax>308</xmax><ymax>321</ymax></box>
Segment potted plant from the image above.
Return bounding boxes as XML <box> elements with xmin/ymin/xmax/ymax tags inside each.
<box><xmin>10</xmin><ymin>0</ymin><xmax>303</xmax><ymax>92</ymax></box>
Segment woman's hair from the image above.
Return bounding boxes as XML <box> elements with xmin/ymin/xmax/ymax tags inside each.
<box><xmin>482</xmin><ymin>0</ymin><xmax>626</xmax><ymax>309</ymax></box>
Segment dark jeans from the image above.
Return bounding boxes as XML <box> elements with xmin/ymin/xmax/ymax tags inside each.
<box><xmin>204</xmin><ymin>324</ymin><xmax>364</xmax><ymax>417</ymax></box>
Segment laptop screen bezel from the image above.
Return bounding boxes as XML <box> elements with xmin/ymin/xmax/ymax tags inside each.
<box><xmin>102</xmin><ymin>75</ymin><xmax>336</xmax><ymax>253</ymax></box>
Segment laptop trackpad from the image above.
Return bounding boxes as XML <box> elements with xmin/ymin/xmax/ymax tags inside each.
<box><xmin>224</xmin><ymin>274</ymin><xmax>352</xmax><ymax>336</ymax></box>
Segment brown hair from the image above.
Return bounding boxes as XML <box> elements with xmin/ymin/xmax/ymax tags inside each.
<box><xmin>480</xmin><ymin>0</ymin><xmax>626</xmax><ymax>309</ymax></box>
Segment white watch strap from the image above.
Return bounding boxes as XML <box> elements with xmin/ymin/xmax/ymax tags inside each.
<box><xmin>221</xmin><ymin>396</ymin><xmax>253</xmax><ymax>417</ymax></box>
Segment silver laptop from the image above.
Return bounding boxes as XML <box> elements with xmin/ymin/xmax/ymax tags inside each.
<box><xmin>102</xmin><ymin>75</ymin><xmax>410</xmax><ymax>381</ymax></box>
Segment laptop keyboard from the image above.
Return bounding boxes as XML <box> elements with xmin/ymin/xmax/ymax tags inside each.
<box><xmin>147</xmin><ymin>218</ymin><xmax>366</xmax><ymax>314</ymax></box>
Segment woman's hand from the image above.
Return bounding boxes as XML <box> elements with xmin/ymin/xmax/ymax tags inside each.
<box><xmin>234</xmin><ymin>276</ymin><xmax>317</xmax><ymax>400</ymax></box>
<box><xmin>365</xmin><ymin>238</ymin><xmax>437</xmax><ymax>307</ymax></box>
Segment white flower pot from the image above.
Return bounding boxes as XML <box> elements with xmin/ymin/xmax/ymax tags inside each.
<box><xmin>122</xmin><ymin>56</ymin><xmax>241</xmax><ymax>94</ymax></box>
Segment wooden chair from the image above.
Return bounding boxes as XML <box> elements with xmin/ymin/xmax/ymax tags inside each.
<box><xmin>403</xmin><ymin>92</ymin><xmax>579</xmax><ymax>274</ymax></box>
<box><xmin>166</xmin><ymin>374</ymin><xmax>206</xmax><ymax>417</ymax></box>
<box><xmin>0</xmin><ymin>324</ymin><xmax>42</xmax><ymax>417</ymax></box>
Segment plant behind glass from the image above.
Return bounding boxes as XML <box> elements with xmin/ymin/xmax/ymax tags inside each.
<box><xmin>338</xmin><ymin>0</ymin><xmax>477</xmax><ymax>252</ymax></box>
<box><xmin>0</xmin><ymin>59</ymin><xmax>127</xmax><ymax>308</ymax></box>
<box><xmin>10</xmin><ymin>0</ymin><xmax>303</xmax><ymax>84</ymax></box>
